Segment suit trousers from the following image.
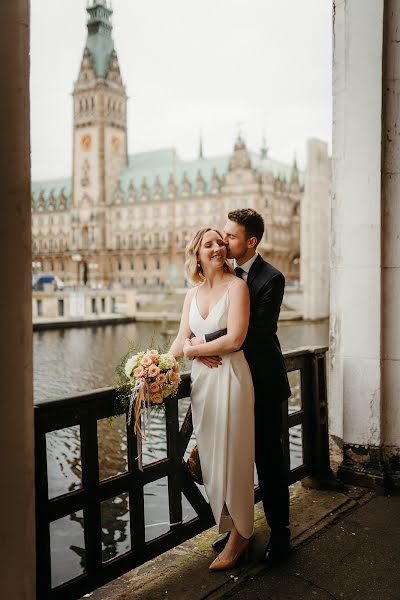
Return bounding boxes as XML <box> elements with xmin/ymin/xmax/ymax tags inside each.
<box><xmin>254</xmin><ymin>390</ymin><xmax>290</xmax><ymax>534</ymax></box>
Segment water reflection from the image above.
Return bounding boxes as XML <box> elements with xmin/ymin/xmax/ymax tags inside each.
<box><xmin>36</xmin><ymin>318</ymin><xmax>328</xmax><ymax>586</ymax></box>
<box><xmin>98</xmin><ymin>416</ymin><xmax>128</xmax><ymax>481</ymax></box>
<box><xmin>101</xmin><ymin>493</ymin><xmax>131</xmax><ymax>562</ymax></box>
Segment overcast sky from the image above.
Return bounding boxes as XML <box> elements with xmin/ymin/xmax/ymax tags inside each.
<box><xmin>30</xmin><ymin>0</ymin><xmax>332</xmax><ymax>180</ymax></box>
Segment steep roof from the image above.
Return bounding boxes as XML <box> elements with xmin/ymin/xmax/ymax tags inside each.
<box><xmin>30</xmin><ymin>146</ymin><xmax>301</xmax><ymax>209</ymax></box>
<box><xmin>31</xmin><ymin>177</ymin><xmax>71</xmax><ymax>210</ymax></box>
<box><xmin>117</xmin><ymin>147</ymin><xmax>299</xmax><ymax>201</ymax></box>
<box><xmin>118</xmin><ymin>149</ymin><xmax>230</xmax><ymax>198</ymax></box>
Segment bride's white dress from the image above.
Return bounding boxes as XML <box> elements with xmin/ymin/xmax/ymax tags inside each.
<box><xmin>189</xmin><ymin>285</ymin><xmax>255</xmax><ymax>539</ymax></box>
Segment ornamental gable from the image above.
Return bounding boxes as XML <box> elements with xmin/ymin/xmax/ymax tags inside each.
<box><xmin>77</xmin><ymin>48</ymin><xmax>96</xmax><ymax>85</ymax></box>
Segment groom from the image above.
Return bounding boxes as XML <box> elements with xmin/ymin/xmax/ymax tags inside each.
<box><xmin>197</xmin><ymin>208</ymin><xmax>292</xmax><ymax>566</ymax></box>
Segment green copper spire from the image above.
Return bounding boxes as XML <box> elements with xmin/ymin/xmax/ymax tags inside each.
<box><xmin>85</xmin><ymin>1</ymin><xmax>114</xmax><ymax>78</ymax></box>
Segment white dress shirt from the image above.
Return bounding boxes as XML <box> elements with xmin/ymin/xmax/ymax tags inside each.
<box><xmin>233</xmin><ymin>252</ymin><xmax>258</xmax><ymax>283</ymax></box>
<box><xmin>200</xmin><ymin>253</ymin><xmax>259</xmax><ymax>342</ymax></box>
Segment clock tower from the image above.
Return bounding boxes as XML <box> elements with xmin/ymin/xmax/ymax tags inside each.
<box><xmin>72</xmin><ymin>0</ymin><xmax>127</xmax><ymax>256</ymax></box>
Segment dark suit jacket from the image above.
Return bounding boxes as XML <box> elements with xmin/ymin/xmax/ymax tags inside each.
<box><xmin>205</xmin><ymin>254</ymin><xmax>291</xmax><ymax>403</ymax></box>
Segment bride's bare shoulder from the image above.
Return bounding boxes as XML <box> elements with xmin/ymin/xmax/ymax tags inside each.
<box><xmin>226</xmin><ymin>277</ymin><xmax>247</xmax><ymax>303</ymax></box>
<box><xmin>184</xmin><ymin>285</ymin><xmax>199</xmax><ymax>301</ymax></box>
<box><xmin>227</xmin><ymin>276</ymin><xmax>247</xmax><ymax>291</ymax></box>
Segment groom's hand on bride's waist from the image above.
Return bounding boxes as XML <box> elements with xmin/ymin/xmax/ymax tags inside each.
<box><xmin>198</xmin><ymin>356</ymin><xmax>222</xmax><ymax>368</ymax></box>
<box><xmin>190</xmin><ymin>335</ymin><xmax>222</xmax><ymax>368</ymax></box>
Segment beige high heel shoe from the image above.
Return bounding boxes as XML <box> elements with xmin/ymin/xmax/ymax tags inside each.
<box><xmin>209</xmin><ymin>540</ymin><xmax>250</xmax><ymax>571</ymax></box>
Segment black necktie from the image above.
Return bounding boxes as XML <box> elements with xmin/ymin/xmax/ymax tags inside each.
<box><xmin>235</xmin><ymin>267</ymin><xmax>245</xmax><ymax>279</ymax></box>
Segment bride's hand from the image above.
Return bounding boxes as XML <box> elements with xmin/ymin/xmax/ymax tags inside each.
<box><xmin>183</xmin><ymin>338</ymin><xmax>195</xmax><ymax>360</ymax></box>
<box><xmin>190</xmin><ymin>336</ymin><xmax>203</xmax><ymax>346</ymax></box>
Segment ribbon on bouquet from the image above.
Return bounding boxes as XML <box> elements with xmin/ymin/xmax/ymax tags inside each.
<box><xmin>127</xmin><ymin>379</ymin><xmax>152</xmax><ymax>471</ymax></box>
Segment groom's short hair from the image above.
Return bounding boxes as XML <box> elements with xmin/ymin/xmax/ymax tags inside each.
<box><xmin>228</xmin><ymin>208</ymin><xmax>264</xmax><ymax>245</ymax></box>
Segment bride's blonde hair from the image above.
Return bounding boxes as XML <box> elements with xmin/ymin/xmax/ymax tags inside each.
<box><xmin>185</xmin><ymin>228</ymin><xmax>234</xmax><ymax>284</ymax></box>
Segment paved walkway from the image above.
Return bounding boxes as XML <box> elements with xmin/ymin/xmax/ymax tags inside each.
<box><xmin>79</xmin><ymin>487</ymin><xmax>400</xmax><ymax>600</ymax></box>
<box><xmin>219</xmin><ymin>494</ymin><xmax>400</xmax><ymax>600</ymax></box>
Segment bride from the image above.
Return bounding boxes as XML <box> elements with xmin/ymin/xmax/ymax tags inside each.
<box><xmin>169</xmin><ymin>228</ymin><xmax>255</xmax><ymax>571</ymax></box>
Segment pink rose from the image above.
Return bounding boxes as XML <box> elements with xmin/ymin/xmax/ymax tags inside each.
<box><xmin>149</xmin><ymin>382</ymin><xmax>160</xmax><ymax>394</ymax></box>
<box><xmin>173</xmin><ymin>362</ymin><xmax>180</xmax><ymax>373</ymax></box>
<box><xmin>151</xmin><ymin>393</ymin><xmax>163</xmax><ymax>404</ymax></box>
<box><xmin>156</xmin><ymin>373</ymin><xmax>167</xmax><ymax>384</ymax></box>
<box><xmin>168</xmin><ymin>370</ymin><xmax>178</xmax><ymax>382</ymax></box>
<box><xmin>141</xmin><ymin>354</ymin><xmax>153</xmax><ymax>367</ymax></box>
<box><xmin>134</xmin><ymin>366</ymin><xmax>145</xmax><ymax>378</ymax></box>
<box><xmin>147</xmin><ymin>349</ymin><xmax>159</xmax><ymax>362</ymax></box>
<box><xmin>147</xmin><ymin>364</ymin><xmax>160</xmax><ymax>378</ymax></box>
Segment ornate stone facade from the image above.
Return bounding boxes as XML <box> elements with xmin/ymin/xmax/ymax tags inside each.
<box><xmin>31</xmin><ymin>1</ymin><xmax>302</xmax><ymax>288</ymax></box>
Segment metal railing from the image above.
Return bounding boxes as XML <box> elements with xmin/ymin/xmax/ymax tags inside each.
<box><xmin>35</xmin><ymin>346</ymin><xmax>329</xmax><ymax>600</ymax></box>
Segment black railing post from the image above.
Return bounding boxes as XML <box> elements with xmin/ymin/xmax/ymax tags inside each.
<box><xmin>301</xmin><ymin>351</ymin><xmax>314</xmax><ymax>473</ymax></box>
<box><xmin>309</xmin><ymin>348</ymin><xmax>332</xmax><ymax>483</ymax></box>
<box><xmin>165</xmin><ymin>396</ymin><xmax>183</xmax><ymax>534</ymax></box>
<box><xmin>302</xmin><ymin>348</ymin><xmax>341</xmax><ymax>489</ymax></box>
<box><xmin>281</xmin><ymin>399</ymin><xmax>290</xmax><ymax>474</ymax></box>
<box><xmin>80</xmin><ymin>413</ymin><xmax>102</xmax><ymax>582</ymax></box>
<box><xmin>34</xmin><ymin>408</ymin><xmax>52</xmax><ymax>600</ymax></box>
<box><xmin>126</xmin><ymin>415</ymin><xmax>145</xmax><ymax>556</ymax></box>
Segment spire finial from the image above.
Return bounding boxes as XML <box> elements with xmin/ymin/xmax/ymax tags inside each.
<box><xmin>261</xmin><ymin>133</ymin><xmax>268</xmax><ymax>159</ymax></box>
<box><xmin>199</xmin><ymin>131</ymin><xmax>204</xmax><ymax>160</ymax></box>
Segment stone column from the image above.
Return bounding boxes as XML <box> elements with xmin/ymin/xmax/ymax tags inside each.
<box><xmin>301</xmin><ymin>138</ymin><xmax>331</xmax><ymax>320</ymax></box>
<box><xmin>331</xmin><ymin>0</ymin><xmax>400</xmax><ymax>488</ymax></box>
<box><xmin>0</xmin><ymin>1</ymin><xmax>36</xmax><ymax>597</ymax></box>
<box><xmin>381</xmin><ymin>0</ymin><xmax>400</xmax><ymax>483</ymax></box>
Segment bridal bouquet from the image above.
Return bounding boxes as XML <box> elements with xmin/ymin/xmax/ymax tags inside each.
<box><xmin>116</xmin><ymin>348</ymin><xmax>181</xmax><ymax>468</ymax></box>
<box><xmin>123</xmin><ymin>349</ymin><xmax>181</xmax><ymax>408</ymax></box>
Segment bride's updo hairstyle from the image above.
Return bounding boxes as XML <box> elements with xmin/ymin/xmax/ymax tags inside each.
<box><xmin>185</xmin><ymin>228</ymin><xmax>233</xmax><ymax>284</ymax></box>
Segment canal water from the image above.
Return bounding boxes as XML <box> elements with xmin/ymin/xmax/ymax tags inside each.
<box><xmin>33</xmin><ymin>319</ymin><xmax>329</xmax><ymax>588</ymax></box>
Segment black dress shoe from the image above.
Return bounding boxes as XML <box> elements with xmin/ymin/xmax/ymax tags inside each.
<box><xmin>212</xmin><ymin>531</ymin><xmax>230</xmax><ymax>551</ymax></box>
<box><xmin>264</xmin><ymin>536</ymin><xmax>291</xmax><ymax>567</ymax></box>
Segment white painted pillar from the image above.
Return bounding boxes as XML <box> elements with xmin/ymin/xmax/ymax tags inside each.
<box><xmin>0</xmin><ymin>1</ymin><xmax>36</xmax><ymax>597</ymax></box>
<box><xmin>301</xmin><ymin>138</ymin><xmax>331</xmax><ymax>320</ymax></box>
<box><xmin>382</xmin><ymin>0</ymin><xmax>400</xmax><ymax>473</ymax></box>
<box><xmin>331</xmin><ymin>0</ymin><xmax>400</xmax><ymax>487</ymax></box>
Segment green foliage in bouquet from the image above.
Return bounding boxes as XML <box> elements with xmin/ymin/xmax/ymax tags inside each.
<box><xmin>114</xmin><ymin>340</ymin><xmax>141</xmax><ymax>415</ymax></box>
<box><xmin>113</xmin><ymin>338</ymin><xmax>182</xmax><ymax>418</ymax></box>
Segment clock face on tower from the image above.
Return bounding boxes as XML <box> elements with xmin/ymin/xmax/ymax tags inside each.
<box><xmin>81</xmin><ymin>134</ymin><xmax>92</xmax><ymax>151</ymax></box>
<box><xmin>111</xmin><ymin>136</ymin><xmax>121</xmax><ymax>153</ymax></box>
